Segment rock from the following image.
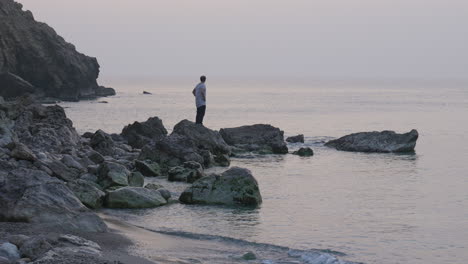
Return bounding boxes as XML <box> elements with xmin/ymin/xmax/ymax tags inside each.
<box><xmin>98</xmin><ymin>101</ymin><xmax>108</xmax><ymax>104</ymax></box>
<box><xmin>0</xmin><ymin>257</ymin><xmax>8</xmax><ymax>264</ymax></box>
<box><xmin>9</xmin><ymin>142</ymin><xmax>36</xmax><ymax>161</ymax></box>
<box><xmin>168</xmin><ymin>161</ymin><xmax>204</xmax><ymax>183</ymax></box>
<box><xmin>325</xmin><ymin>129</ymin><xmax>419</xmax><ymax>153</ymax></box>
<box><xmin>220</xmin><ymin>124</ymin><xmax>288</xmax><ymax>154</ymax></box>
<box><xmin>6</xmin><ymin>235</ymin><xmax>29</xmax><ymax>248</ymax></box>
<box><xmin>89</xmin><ymin>130</ymin><xmax>115</xmax><ymax>156</ymax></box>
<box><xmin>97</xmin><ymin>162</ymin><xmax>130</xmax><ymax>189</ymax></box>
<box><xmin>13</xmin><ymin>104</ymin><xmax>81</xmax><ymax>153</ymax></box>
<box><xmin>80</xmin><ymin>173</ymin><xmax>98</xmax><ymax>183</ymax></box>
<box><xmin>0</xmin><ymin>168</ymin><xmax>107</xmax><ymax>232</ymax></box>
<box><xmin>43</xmin><ymin>159</ymin><xmax>81</xmax><ymax>182</ymax></box>
<box><xmin>214</xmin><ymin>154</ymin><xmax>230</xmax><ymax>167</ymax></box>
<box><xmin>57</xmin><ymin>235</ymin><xmax>100</xmax><ymax>252</ymax></box>
<box><xmin>293</xmin><ymin>147</ymin><xmax>314</xmax><ymax>157</ymax></box>
<box><xmin>0</xmin><ymin>72</ymin><xmax>35</xmax><ymax>99</ymax></box>
<box><xmin>172</xmin><ymin>120</ymin><xmax>231</xmax><ymax>157</ymax></box>
<box><xmin>134</xmin><ymin>160</ymin><xmax>161</xmax><ymax>177</ymax></box>
<box><xmin>121</xmin><ymin>117</ymin><xmax>168</xmax><ymax>149</ymax></box>
<box><xmin>139</xmin><ymin>134</ymin><xmax>204</xmax><ymax>171</ymax></box>
<box><xmin>95</xmin><ymin>86</ymin><xmax>116</xmax><ymax>97</ymax></box>
<box><xmin>82</xmin><ymin>132</ymin><xmax>94</xmax><ymax>139</ymax></box>
<box><xmin>286</xmin><ymin>134</ymin><xmax>304</xmax><ymax>143</ymax></box>
<box><xmin>242</xmin><ymin>252</ymin><xmax>257</xmax><ymax>260</ymax></box>
<box><xmin>142</xmin><ymin>91</ymin><xmax>152</xmax><ymax>95</ymax></box>
<box><xmin>87</xmin><ymin>150</ymin><xmax>104</xmax><ymax>164</ymax></box>
<box><xmin>144</xmin><ymin>183</ymin><xmax>164</xmax><ymax>190</ymax></box>
<box><xmin>0</xmin><ymin>242</ymin><xmax>20</xmax><ymax>262</ymax></box>
<box><xmin>61</xmin><ymin>154</ymin><xmax>86</xmax><ymax>171</ymax></box>
<box><xmin>156</xmin><ymin>189</ymin><xmax>171</xmax><ymax>200</ymax></box>
<box><xmin>105</xmin><ymin>187</ymin><xmax>167</xmax><ymax>209</ymax></box>
<box><xmin>128</xmin><ymin>172</ymin><xmax>144</xmax><ymax>187</ymax></box>
<box><xmin>179</xmin><ymin>167</ymin><xmax>262</xmax><ymax>206</ymax></box>
<box><xmin>0</xmin><ymin>118</ymin><xmax>17</xmax><ymax>148</ymax></box>
<box><xmin>67</xmin><ymin>180</ymin><xmax>105</xmax><ymax>209</ymax></box>
<box><xmin>0</xmin><ymin>1</ymin><xmax>112</xmax><ymax>101</ymax></box>
<box><xmin>19</xmin><ymin>237</ymin><xmax>52</xmax><ymax>260</ymax></box>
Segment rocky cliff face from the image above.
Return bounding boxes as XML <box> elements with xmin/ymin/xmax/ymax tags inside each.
<box><xmin>0</xmin><ymin>0</ymin><xmax>114</xmax><ymax>101</ymax></box>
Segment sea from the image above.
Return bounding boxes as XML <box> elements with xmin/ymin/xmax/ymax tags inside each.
<box><xmin>59</xmin><ymin>78</ymin><xmax>468</xmax><ymax>264</ymax></box>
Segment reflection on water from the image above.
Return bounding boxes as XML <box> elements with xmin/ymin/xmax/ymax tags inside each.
<box><xmin>67</xmin><ymin>81</ymin><xmax>468</xmax><ymax>264</ymax></box>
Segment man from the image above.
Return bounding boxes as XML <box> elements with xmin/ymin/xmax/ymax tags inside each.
<box><xmin>192</xmin><ymin>75</ymin><xmax>207</xmax><ymax>125</ymax></box>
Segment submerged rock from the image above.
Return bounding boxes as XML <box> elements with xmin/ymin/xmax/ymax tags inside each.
<box><xmin>0</xmin><ymin>168</ymin><xmax>107</xmax><ymax>232</ymax></box>
<box><xmin>292</xmin><ymin>147</ymin><xmax>314</xmax><ymax>157</ymax></box>
<box><xmin>121</xmin><ymin>117</ymin><xmax>167</xmax><ymax>149</ymax></box>
<box><xmin>0</xmin><ymin>0</ymin><xmax>113</xmax><ymax>100</ymax></box>
<box><xmin>325</xmin><ymin>129</ymin><xmax>419</xmax><ymax>153</ymax></box>
<box><xmin>220</xmin><ymin>124</ymin><xmax>288</xmax><ymax>154</ymax></box>
<box><xmin>105</xmin><ymin>187</ymin><xmax>167</xmax><ymax>209</ymax></box>
<box><xmin>179</xmin><ymin>167</ymin><xmax>262</xmax><ymax>206</ymax></box>
<box><xmin>286</xmin><ymin>134</ymin><xmax>304</xmax><ymax>143</ymax></box>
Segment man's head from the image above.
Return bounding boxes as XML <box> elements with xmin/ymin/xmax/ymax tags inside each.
<box><xmin>200</xmin><ymin>75</ymin><xmax>206</xmax><ymax>83</ymax></box>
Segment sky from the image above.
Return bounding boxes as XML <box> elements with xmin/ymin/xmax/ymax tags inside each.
<box><xmin>17</xmin><ymin>0</ymin><xmax>468</xmax><ymax>81</ymax></box>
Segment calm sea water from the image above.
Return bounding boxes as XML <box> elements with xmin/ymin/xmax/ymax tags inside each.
<box><xmin>61</xmin><ymin>79</ymin><xmax>468</xmax><ymax>264</ymax></box>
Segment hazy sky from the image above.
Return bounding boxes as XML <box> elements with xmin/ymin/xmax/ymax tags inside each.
<box><xmin>17</xmin><ymin>0</ymin><xmax>468</xmax><ymax>81</ymax></box>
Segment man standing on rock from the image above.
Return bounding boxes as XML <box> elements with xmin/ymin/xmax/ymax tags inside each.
<box><xmin>192</xmin><ymin>75</ymin><xmax>207</xmax><ymax>125</ymax></box>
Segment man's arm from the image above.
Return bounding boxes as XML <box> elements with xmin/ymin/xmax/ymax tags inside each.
<box><xmin>192</xmin><ymin>87</ymin><xmax>196</xmax><ymax>96</ymax></box>
<box><xmin>201</xmin><ymin>87</ymin><xmax>206</xmax><ymax>101</ymax></box>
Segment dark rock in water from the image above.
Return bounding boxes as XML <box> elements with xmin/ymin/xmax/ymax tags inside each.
<box><xmin>293</xmin><ymin>147</ymin><xmax>314</xmax><ymax>157</ymax></box>
<box><xmin>242</xmin><ymin>252</ymin><xmax>257</xmax><ymax>260</ymax></box>
<box><xmin>168</xmin><ymin>161</ymin><xmax>204</xmax><ymax>183</ymax></box>
<box><xmin>325</xmin><ymin>129</ymin><xmax>419</xmax><ymax>153</ymax></box>
<box><xmin>0</xmin><ymin>0</ymin><xmax>113</xmax><ymax>101</ymax></box>
<box><xmin>95</xmin><ymin>86</ymin><xmax>116</xmax><ymax>97</ymax></box>
<box><xmin>89</xmin><ymin>130</ymin><xmax>115</xmax><ymax>156</ymax></box>
<box><xmin>98</xmin><ymin>101</ymin><xmax>108</xmax><ymax>104</ymax></box>
<box><xmin>179</xmin><ymin>167</ymin><xmax>262</xmax><ymax>206</ymax></box>
<box><xmin>105</xmin><ymin>187</ymin><xmax>167</xmax><ymax>209</ymax></box>
<box><xmin>139</xmin><ymin>134</ymin><xmax>204</xmax><ymax>171</ymax></box>
<box><xmin>143</xmin><ymin>91</ymin><xmax>152</xmax><ymax>95</ymax></box>
<box><xmin>0</xmin><ymin>168</ymin><xmax>107</xmax><ymax>232</ymax></box>
<box><xmin>121</xmin><ymin>117</ymin><xmax>167</xmax><ymax>149</ymax></box>
<box><xmin>220</xmin><ymin>124</ymin><xmax>288</xmax><ymax>154</ymax></box>
<box><xmin>286</xmin><ymin>134</ymin><xmax>304</xmax><ymax>143</ymax></box>
<box><xmin>134</xmin><ymin>160</ymin><xmax>161</xmax><ymax>177</ymax></box>
<box><xmin>172</xmin><ymin>120</ymin><xmax>231</xmax><ymax>156</ymax></box>
<box><xmin>0</xmin><ymin>72</ymin><xmax>35</xmax><ymax>99</ymax></box>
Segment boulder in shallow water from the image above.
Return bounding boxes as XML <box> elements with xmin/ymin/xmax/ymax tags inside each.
<box><xmin>286</xmin><ymin>134</ymin><xmax>304</xmax><ymax>143</ymax></box>
<box><xmin>179</xmin><ymin>167</ymin><xmax>262</xmax><ymax>206</ymax></box>
<box><xmin>105</xmin><ymin>187</ymin><xmax>167</xmax><ymax>208</ymax></box>
<box><xmin>220</xmin><ymin>124</ymin><xmax>288</xmax><ymax>154</ymax></box>
<box><xmin>292</xmin><ymin>147</ymin><xmax>314</xmax><ymax>157</ymax></box>
<box><xmin>121</xmin><ymin>117</ymin><xmax>167</xmax><ymax>149</ymax></box>
<box><xmin>325</xmin><ymin>129</ymin><xmax>419</xmax><ymax>153</ymax></box>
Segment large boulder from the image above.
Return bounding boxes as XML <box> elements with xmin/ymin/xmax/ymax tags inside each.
<box><xmin>134</xmin><ymin>160</ymin><xmax>161</xmax><ymax>177</ymax></box>
<box><xmin>325</xmin><ymin>129</ymin><xmax>419</xmax><ymax>153</ymax></box>
<box><xmin>172</xmin><ymin>120</ymin><xmax>231</xmax><ymax>157</ymax></box>
<box><xmin>105</xmin><ymin>187</ymin><xmax>167</xmax><ymax>209</ymax></box>
<box><xmin>168</xmin><ymin>161</ymin><xmax>204</xmax><ymax>183</ymax></box>
<box><xmin>139</xmin><ymin>134</ymin><xmax>204</xmax><ymax>171</ymax></box>
<box><xmin>89</xmin><ymin>130</ymin><xmax>115</xmax><ymax>156</ymax></box>
<box><xmin>0</xmin><ymin>0</ymin><xmax>114</xmax><ymax>101</ymax></box>
<box><xmin>0</xmin><ymin>168</ymin><xmax>107</xmax><ymax>232</ymax></box>
<box><xmin>67</xmin><ymin>180</ymin><xmax>106</xmax><ymax>209</ymax></box>
<box><xmin>121</xmin><ymin>117</ymin><xmax>167</xmax><ymax>149</ymax></box>
<box><xmin>97</xmin><ymin>162</ymin><xmax>130</xmax><ymax>189</ymax></box>
<box><xmin>220</xmin><ymin>124</ymin><xmax>288</xmax><ymax>154</ymax></box>
<box><xmin>179</xmin><ymin>167</ymin><xmax>262</xmax><ymax>206</ymax></box>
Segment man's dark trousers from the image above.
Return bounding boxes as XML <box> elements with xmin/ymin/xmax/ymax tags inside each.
<box><xmin>196</xmin><ymin>105</ymin><xmax>206</xmax><ymax>124</ymax></box>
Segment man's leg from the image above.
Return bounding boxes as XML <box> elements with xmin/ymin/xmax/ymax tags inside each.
<box><xmin>199</xmin><ymin>105</ymin><xmax>206</xmax><ymax>124</ymax></box>
<box><xmin>196</xmin><ymin>107</ymin><xmax>202</xmax><ymax>124</ymax></box>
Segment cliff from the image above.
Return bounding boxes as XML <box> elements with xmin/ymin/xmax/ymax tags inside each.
<box><xmin>0</xmin><ymin>0</ymin><xmax>114</xmax><ymax>101</ymax></box>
